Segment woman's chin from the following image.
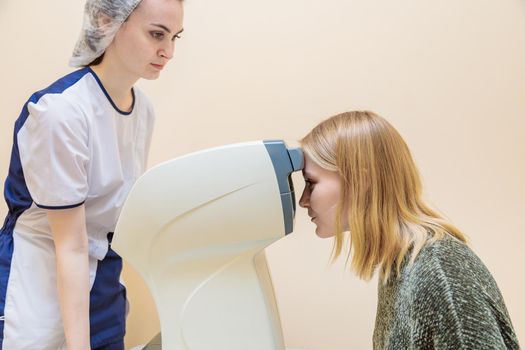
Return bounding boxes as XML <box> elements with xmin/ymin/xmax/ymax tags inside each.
<box><xmin>315</xmin><ymin>227</ymin><xmax>335</xmax><ymax>239</ymax></box>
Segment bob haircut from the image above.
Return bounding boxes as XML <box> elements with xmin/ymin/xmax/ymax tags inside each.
<box><xmin>300</xmin><ymin>111</ymin><xmax>467</xmax><ymax>282</ymax></box>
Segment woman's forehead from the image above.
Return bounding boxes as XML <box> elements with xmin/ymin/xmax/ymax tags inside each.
<box><xmin>303</xmin><ymin>154</ymin><xmax>341</xmax><ymax>181</ymax></box>
<box><xmin>303</xmin><ymin>155</ymin><xmax>323</xmax><ymax>177</ymax></box>
<box><xmin>132</xmin><ymin>0</ymin><xmax>183</xmax><ymax>26</ymax></box>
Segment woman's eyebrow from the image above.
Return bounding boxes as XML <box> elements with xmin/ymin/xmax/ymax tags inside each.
<box><xmin>150</xmin><ymin>23</ymin><xmax>184</xmax><ymax>36</ymax></box>
<box><xmin>151</xmin><ymin>23</ymin><xmax>171</xmax><ymax>32</ymax></box>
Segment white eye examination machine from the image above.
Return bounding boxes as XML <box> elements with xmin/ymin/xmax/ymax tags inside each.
<box><xmin>112</xmin><ymin>140</ymin><xmax>304</xmax><ymax>350</ymax></box>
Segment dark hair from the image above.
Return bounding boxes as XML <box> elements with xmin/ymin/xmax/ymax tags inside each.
<box><xmin>87</xmin><ymin>53</ymin><xmax>105</xmax><ymax>67</ymax></box>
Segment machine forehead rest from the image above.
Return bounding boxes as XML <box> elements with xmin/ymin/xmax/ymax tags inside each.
<box><xmin>287</xmin><ymin>147</ymin><xmax>304</xmax><ymax>171</ymax></box>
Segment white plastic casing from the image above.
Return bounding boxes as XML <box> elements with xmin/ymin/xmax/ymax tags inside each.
<box><xmin>113</xmin><ymin>141</ymin><xmax>290</xmax><ymax>350</ymax></box>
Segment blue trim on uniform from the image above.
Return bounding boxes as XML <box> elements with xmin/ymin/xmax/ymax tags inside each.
<box><xmin>35</xmin><ymin>201</ymin><xmax>85</xmax><ymax>210</ymax></box>
<box><xmin>87</xmin><ymin>67</ymin><xmax>135</xmax><ymax>116</ymax></box>
<box><xmin>92</xmin><ymin>340</ymin><xmax>124</xmax><ymax>350</ymax></box>
<box><xmin>0</xmin><ymin>233</ymin><xmax>14</xmax><ymax>348</ymax></box>
<box><xmin>1</xmin><ymin>67</ymin><xmax>91</xmax><ymax>233</ymax></box>
<box><xmin>0</xmin><ymin>67</ymin><xmax>92</xmax><ymax>343</ymax></box>
<box><xmin>89</xmin><ymin>239</ymin><xmax>126</xmax><ymax>348</ymax></box>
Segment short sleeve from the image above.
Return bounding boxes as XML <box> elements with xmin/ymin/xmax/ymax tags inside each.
<box><xmin>18</xmin><ymin>94</ymin><xmax>89</xmax><ymax>209</ymax></box>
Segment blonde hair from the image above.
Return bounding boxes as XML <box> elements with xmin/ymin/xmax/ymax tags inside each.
<box><xmin>300</xmin><ymin>111</ymin><xmax>467</xmax><ymax>283</ymax></box>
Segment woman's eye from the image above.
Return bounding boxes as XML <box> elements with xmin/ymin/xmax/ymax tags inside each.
<box><xmin>150</xmin><ymin>31</ymin><xmax>165</xmax><ymax>40</ymax></box>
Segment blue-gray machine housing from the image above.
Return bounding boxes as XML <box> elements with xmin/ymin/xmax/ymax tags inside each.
<box><xmin>263</xmin><ymin>140</ymin><xmax>304</xmax><ymax>235</ymax></box>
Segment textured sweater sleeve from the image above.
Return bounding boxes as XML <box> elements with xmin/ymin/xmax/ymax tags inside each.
<box><xmin>410</xmin><ymin>239</ymin><xmax>520</xmax><ymax>349</ymax></box>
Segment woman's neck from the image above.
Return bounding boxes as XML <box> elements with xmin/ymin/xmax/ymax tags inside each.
<box><xmin>90</xmin><ymin>63</ymin><xmax>138</xmax><ymax>113</ymax></box>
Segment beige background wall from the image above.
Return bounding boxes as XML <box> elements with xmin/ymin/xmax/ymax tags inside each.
<box><xmin>1</xmin><ymin>0</ymin><xmax>524</xmax><ymax>349</ymax></box>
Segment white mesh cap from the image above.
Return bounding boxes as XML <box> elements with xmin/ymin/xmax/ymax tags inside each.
<box><xmin>69</xmin><ymin>0</ymin><xmax>143</xmax><ymax>67</ymax></box>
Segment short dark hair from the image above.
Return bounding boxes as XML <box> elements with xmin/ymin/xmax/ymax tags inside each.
<box><xmin>86</xmin><ymin>53</ymin><xmax>105</xmax><ymax>67</ymax></box>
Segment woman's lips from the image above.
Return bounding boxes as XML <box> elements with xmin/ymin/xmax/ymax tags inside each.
<box><xmin>151</xmin><ymin>63</ymin><xmax>164</xmax><ymax>70</ymax></box>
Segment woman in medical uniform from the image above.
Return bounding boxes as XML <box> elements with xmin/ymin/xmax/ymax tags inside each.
<box><xmin>0</xmin><ymin>0</ymin><xmax>183</xmax><ymax>349</ymax></box>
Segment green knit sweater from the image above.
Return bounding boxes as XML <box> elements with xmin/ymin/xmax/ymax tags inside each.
<box><xmin>373</xmin><ymin>234</ymin><xmax>520</xmax><ymax>349</ymax></box>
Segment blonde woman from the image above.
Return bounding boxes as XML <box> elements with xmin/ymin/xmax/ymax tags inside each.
<box><xmin>299</xmin><ymin>111</ymin><xmax>520</xmax><ymax>349</ymax></box>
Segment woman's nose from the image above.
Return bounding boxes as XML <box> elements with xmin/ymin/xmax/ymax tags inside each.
<box><xmin>299</xmin><ymin>188</ymin><xmax>310</xmax><ymax>208</ymax></box>
<box><xmin>159</xmin><ymin>41</ymin><xmax>175</xmax><ymax>60</ymax></box>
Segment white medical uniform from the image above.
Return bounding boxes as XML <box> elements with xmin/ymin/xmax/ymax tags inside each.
<box><xmin>0</xmin><ymin>67</ymin><xmax>155</xmax><ymax>349</ymax></box>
